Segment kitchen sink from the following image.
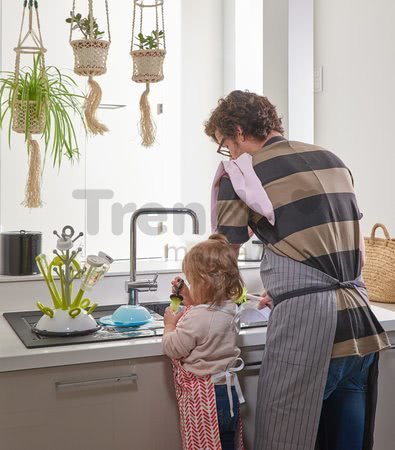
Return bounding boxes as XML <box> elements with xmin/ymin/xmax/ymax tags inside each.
<box><xmin>3</xmin><ymin>301</ymin><xmax>267</xmax><ymax>349</ymax></box>
<box><xmin>145</xmin><ymin>301</ymin><xmax>169</xmax><ymax>317</ymax></box>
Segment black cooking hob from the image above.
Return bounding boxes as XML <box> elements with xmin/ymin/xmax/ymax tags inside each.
<box><xmin>3</xmin><ymin>302</ymin><xmax>267</xmax><ymax>349</ymax></box>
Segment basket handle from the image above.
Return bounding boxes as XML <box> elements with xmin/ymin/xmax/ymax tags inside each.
<box><xmin>370</xmin><ymin>223</ymin><xmax>391</xmax><ymax>244</ymax></box>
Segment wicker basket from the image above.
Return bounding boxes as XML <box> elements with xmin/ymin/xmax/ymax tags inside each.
<box><xmin>131</xmin><ymin>49</ymin><xmax>166</xmax><ymax>83</ymax></box>
<box><xmin>71</xmin><ymin>39</ymin><xmax>110</xmax><ymax>77</ymax></box>
<box><xmin>363</xmin><ymin>223</ymin><xmax>395</xmax><ymax>303</ymax></box>
<box><xmin>12</xmin><ymin>100</ymin><xmax>45</xmax><ymax>135</ymax></box>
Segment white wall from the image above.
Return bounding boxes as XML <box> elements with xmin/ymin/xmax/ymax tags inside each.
<box><xmin>179</xmin><ymin>0</ymin><xmax>224</xmax><ymax>237</ymax></box>
<box><xmin>289</xmin><ymin>0</ymin><xmax>314</xmax><ymax>143</ymax></box>
<box><xmin>315</xmin><ymin>0</ymin><xmax>395</xmax><ymax>236</ymax></box>
<box><xmin>223</xmin><ymin>0</ymin><xmax>263</xmax><ymax>95</ymax></box>
<box><xmin>262</xmin><ymin>0</ymin><xmax>289</xmax><ymax>136</ymax></box>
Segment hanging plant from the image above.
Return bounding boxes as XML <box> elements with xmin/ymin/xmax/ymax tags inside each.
<box><xmin>0</xmin><ymin>1</ymin><xmax>85</xmax><ymax>208</ymax></box>
<box><xmin>68</xmin><ymin>0</ymin><xmax>111</xmax><ymax>135</ymax></box>
<box><xmin>130</xmin><ymin>0</ymin><xmax>166</xmax><ymax>147</ymax></box>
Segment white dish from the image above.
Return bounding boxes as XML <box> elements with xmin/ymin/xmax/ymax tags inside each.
<box><xmin>34</xmin><ymin>309</ymin><xmax>99</xmax><ymax>334</ymax></box>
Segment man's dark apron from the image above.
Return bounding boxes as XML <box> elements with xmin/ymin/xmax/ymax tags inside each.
<box><xmin>253</xmin><ymin>248</ymin><xmax>378</xmax><ymax>450</ymax></box>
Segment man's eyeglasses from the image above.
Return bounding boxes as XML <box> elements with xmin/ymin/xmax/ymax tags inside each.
<box><xmin>216</xmin><ymin>138</ymin><xmax>231</xmax><ymax>157</ymax></box>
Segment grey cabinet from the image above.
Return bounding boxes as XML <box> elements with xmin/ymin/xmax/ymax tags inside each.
<box><xmin>239</xmin><ymin>345</ymin><xmax>264</xmax><ymax>449</ymax></box>
<box><xmin>0</xmin><ymin>357</ymin><xmax>182</xmax><ymax>450</ymax></box>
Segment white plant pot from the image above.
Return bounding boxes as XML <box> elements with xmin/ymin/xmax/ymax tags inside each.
<box><xmin>131</xmin><ymin>49</ymin><xmax>166</xmax><ymax>83</ymax></box>
<box><xmin>71</xmin><ymin>39</ymin><xmax>110</xmax><ymax>77</ymax></box>
<box><xmin>12</xmin><ymin>100</ymin><xmax>45</xmax><ymax>135</ymax></box>
<box><xmin>34</xmin><ymin>308</ymin><xmax>99</xmax><ymax>336</ymax></box>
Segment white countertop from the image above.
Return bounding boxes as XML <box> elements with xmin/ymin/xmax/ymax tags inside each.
<box><xmin>1</xmin><ymin>302</ymin><xmax>395</xmax><ymax>373</ymax></box>
<box><xmin>0</xmin><ymin>313</ymin><xmax>266</xmax><ymax>372</ymax></box>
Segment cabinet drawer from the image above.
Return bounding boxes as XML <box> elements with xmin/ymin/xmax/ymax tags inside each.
<box><xmin>0</xmin><ymin>357</ymin><xmax>182</xmax><ymax>450</ymax></box>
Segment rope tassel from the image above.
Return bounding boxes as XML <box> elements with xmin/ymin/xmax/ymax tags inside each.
<box><xmin>23</xmin><ymin>137</ymin><xmax>43</xmax><ymax>209</ymax></box>
<box><xmin>85</xmin><ymin>76</ymin><xmax>108</xmax><ymax>135</ymax></box>
<box><xmin>139</xmin><ymin>82</ymin><xmax>156</xmax><ymax>147</ymax></box>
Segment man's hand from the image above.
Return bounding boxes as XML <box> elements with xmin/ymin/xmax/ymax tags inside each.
<box><xmin>258</xmin><ymin>293</ymin><xmax>273</xmax><ymax>310</ymax></box>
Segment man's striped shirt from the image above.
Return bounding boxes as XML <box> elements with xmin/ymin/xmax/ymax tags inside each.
<box><xmin>217</xmin><ymin>137</ymin><xmax>389</xmax><ymax>357</ymax></box>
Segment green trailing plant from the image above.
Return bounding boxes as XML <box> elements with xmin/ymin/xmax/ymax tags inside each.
<box><xmin>135</xmin><ymin>30</ymin><xmax>164</xmax><ymax>50</ymax></box>
<box><xmin>0</xmin><ymin>56</ymin><xmax>85</xmax><ymax>167</ymax></box>
<box><xmin>66</xmin><ymin>11</ymin><xmax>105</xmax><ymax>40</ymax></box>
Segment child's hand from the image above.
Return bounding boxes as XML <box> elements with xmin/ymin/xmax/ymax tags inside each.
<box><xmin>258</xmin><ymin>293</ymin><xmax>273</xmax><ymax>310</ymax></box>
<box><xmin>164</xmin><ymin>307</ymin><xmax>184</xmax><ymax>329</ymax></box>
<box><xmin>171</xmin><ymin>276</ymin><xmax>194</xmax><ymax>306</ymax></box>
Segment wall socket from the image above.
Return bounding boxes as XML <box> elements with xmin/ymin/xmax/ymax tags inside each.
<box><xmin>157</xmin><ymin>103</ymin><xmax>163</xmax><ymax>115</ymax></box>
<box><xmin>314</xmin><ymin>66</ymin><xmax>323</xmax><ymax>93</ymax></box>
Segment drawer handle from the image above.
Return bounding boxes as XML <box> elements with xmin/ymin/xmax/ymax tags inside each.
<box><xmin>244</xmin><ymin>362</ymin><xmax>261</xmax><ymax>371</ymax></box>
<box><xmin>55</xmin><ymin>374</ymin><xmax>137</xmax><ymax>390</ymax></box>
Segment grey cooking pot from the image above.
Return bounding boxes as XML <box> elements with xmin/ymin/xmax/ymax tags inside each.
<box><xmin>0</xmin><ymin>230</ymin><xmax>42</xmax><ymax>275</ymax></box>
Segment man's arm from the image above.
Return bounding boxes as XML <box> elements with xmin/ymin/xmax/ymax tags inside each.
<box><xmin>216</xmin><ymin>176</ymin><xmax>250</xmax><ymax>246</ymax></box>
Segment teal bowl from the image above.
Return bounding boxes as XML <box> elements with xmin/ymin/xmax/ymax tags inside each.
<box><xmin>111</xmin><ymin>305</ymin><xmax>152</xmax><ymax>326</ymax></box>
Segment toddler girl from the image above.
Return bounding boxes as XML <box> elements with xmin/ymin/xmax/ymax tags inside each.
<box><xmin>162</xmin><ymin>233</ymin><xmax>245</xmax><ymax>450</ymax></box>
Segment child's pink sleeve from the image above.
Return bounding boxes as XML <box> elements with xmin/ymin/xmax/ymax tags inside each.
<box><xmin>162</xmin><ymin>310</ymin><xmax>206</xmax><ymax>360</ymax></box>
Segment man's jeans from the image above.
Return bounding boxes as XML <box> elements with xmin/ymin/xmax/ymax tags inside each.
<box><xmin>318</xmin><ymin>353</ymin><xmax>376</xmax><ymax>450</ymax></box>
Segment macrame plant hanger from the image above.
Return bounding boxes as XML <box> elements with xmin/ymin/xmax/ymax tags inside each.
<box><xmin>131</xmin><ymin>0</ymin><xmax>166</xmax><ymax>147</ymax></box>
<box><xmin>69</xmin><ymin>0</ymin><xmax>111</xmax><ymax>135</ymax></box>
<box><xmin>13</xmin><ymin>0</ymin><xmax>47</xmax><ymax>208</ymax></box>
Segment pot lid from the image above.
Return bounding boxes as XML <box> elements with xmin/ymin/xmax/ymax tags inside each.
<box><xmin>0</xmin><ymin>230</ymin><xmax>42</xmax><ymax>236</ymax></box>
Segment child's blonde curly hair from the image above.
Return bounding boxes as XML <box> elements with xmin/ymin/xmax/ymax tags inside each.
<box><xmin>182</xmin><ymin>233</ymin><xmax>244</xmax><ymax>307</ymax></box>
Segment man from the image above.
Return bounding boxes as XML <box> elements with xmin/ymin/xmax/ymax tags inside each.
<box><xmin>205</xmin><ymin>90</ymin><xmax>389</xmax><ymax>450</ymax></box>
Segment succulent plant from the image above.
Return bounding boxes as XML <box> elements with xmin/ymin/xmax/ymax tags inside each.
<box><xmin>135</xmin><ymin>30</ymin><xmax>164</xmax><ymax>50</ymax></box>
<box><xmin>66</xmin><ymin>11</ymin><xmax>105</xmax><ymax>40</ymax></box>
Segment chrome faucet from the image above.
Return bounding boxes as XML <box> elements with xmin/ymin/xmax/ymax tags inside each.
<box><xmin>126</xmin><ymin>208</ymin><xmax>200</xmax><ymax>305</ymax></box>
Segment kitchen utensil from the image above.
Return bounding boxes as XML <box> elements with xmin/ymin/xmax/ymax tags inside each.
<box><xmin>33</xmin><ymin>308</ymin><xmax>100</xmax><ymax>336</ymax></box>
<box><xmin>99</xmin><ymin>305</ymin><xmax>153</xmax><ymax>327</ymax></box>
<box><xmin>242</xmin><ymin>238</ymin><xmax>264</xmax><ymax>261</ymax></box>
<box><xmin>240</xmin><ymin>293</ymin><xmax>271</xmax><ymax>322</ymax></box>
<box><xmin>34</xmin><ymin>225</ymin><xmax>111</xmax><ymax>336</ymax></box>
<box><xmin>99</xmin><ymin>315</ymin><xmax>153</xmax><ymax>328</ymax></box>
<box><xmin>0</xmin><ymin>230</ymin><xmax>42</xmax><ymax>275</ymax></box>
<box><xmin>170</xmin><ymin>278</ymin><xmax>184</xmax><ymax>312</ymax></box>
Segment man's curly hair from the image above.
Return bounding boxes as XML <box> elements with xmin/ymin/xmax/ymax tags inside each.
<box><xmin>204</xmin><ymin>90</ymin><xmax>284</xmax><ymax>143</ymax></box>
